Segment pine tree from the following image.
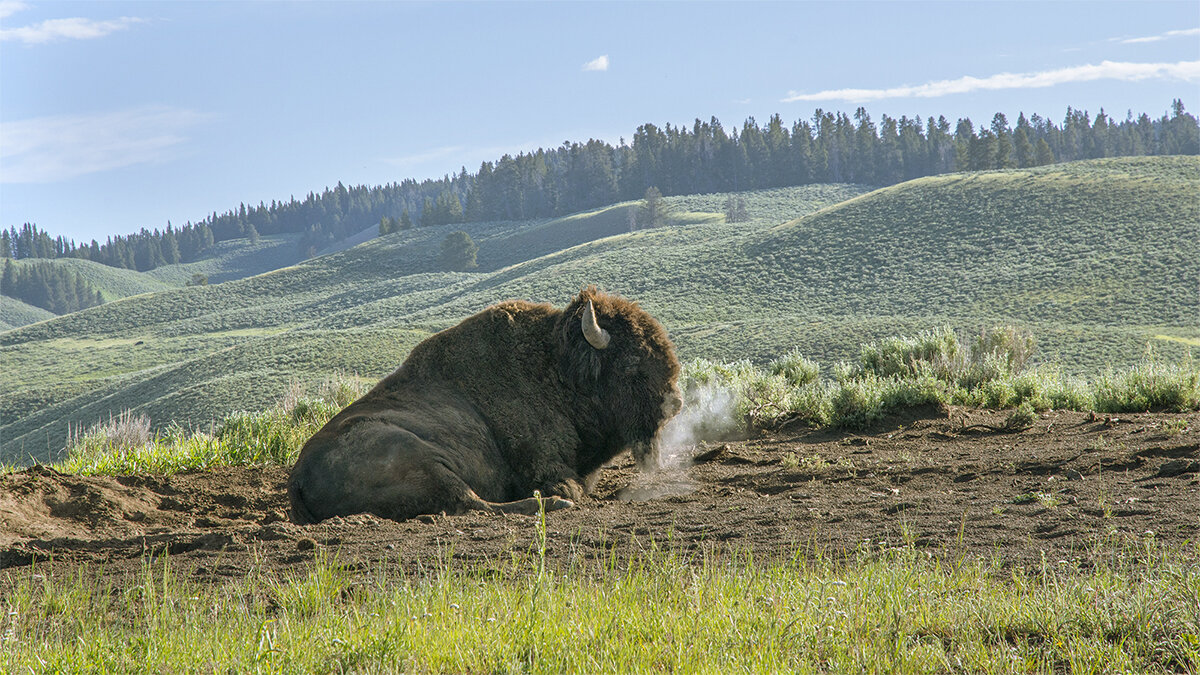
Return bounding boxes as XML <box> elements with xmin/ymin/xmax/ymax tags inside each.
<box><xmin>991</xmin><ymin>113</ymin><xmax>1015</xmax><ymax>169</ymax></box>
<box><xmin>1034</xmin><ymin>138</ymin><xmax>1055</xmax><ymax>166</ymax></box>
<box><xmin>439</xmin><ymin>231</ymin><xmax>479</xmax><ymax>271</ymax></box>
<box><xmin>1013</xmin><ymin>127</ymin><xmax>1035</xmax><ymax>168</ymax></box>
<box><xmin>637</xmin><ymin>187</ymin><xmax>670</xmax><ymax>229</ymax></box>
<box><xmin>723</xmin><ymin>194</ymin><xmax>749</xmax><ymax>223</ymax></box>
<box><xmin>161</xmin><ymin>227</ymin><xmax>181</xmax><ymax>264</ymax></box>
<box><xmin>1</xmin><ymin>258</ymin><xmax>13</xmax><ymax>295</ymax></box>
<box><xmin>421</xmin><ymin>197</ymin><xmax>436</xmax><ymax>227</ymax></box>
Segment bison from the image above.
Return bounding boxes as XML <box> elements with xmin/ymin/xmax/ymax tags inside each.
<box><xmin>287</xmin><ymin>287</ymin><xmax>683</xmax><ymax>524</ymax></box>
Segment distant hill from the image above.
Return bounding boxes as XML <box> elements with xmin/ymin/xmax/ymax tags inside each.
<box><xmin>0</xmin><ymin>296</ymin><xmax>55</xmax><ymax>331</ymax></box>
<box><xmin>2</xmin><ymin>159</ymin><xmax>1196</xmax><ymax>463</ymax></box>
<box><xmin>8</xmin><ymin>257</ymin><xmax>173</xmax><ymax>302</ymax></box>
<box><xmin>144</xmin><ymin>234</ymin><xmax>304</xmax><ymax>286</ymax></box>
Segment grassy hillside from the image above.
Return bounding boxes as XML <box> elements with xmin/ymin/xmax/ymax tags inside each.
<box><xmin>143</xmin><ymin>233</ymin><xmax>304</xmax><ymax>286</ymax></box>
<box><xmin>8</xmin><ymin>257</ymin><xmax>174</xmax><ymax>302</ymax></box>
<box><xmin>2</xmin><ymin>158</ymin><xmax>1196</xmax><ymax>463</ymax></box>
<box><xmin>0</xmin><ymin>296</ymin><xmax>55</xmax><ymax>331</ymax></box>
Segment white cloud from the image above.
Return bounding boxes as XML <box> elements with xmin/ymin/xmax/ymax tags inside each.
<box><xmin>1118</xmin><ymin>27</ymin><xmax>1200</xmax><ymax>44</ymax></box>
<box><xmin>0</xmin><ymin>1</ymin><xmax>29</xmax><ymax>20</ymax></box>
<box><xmin>0</xmin><ymin>15</ymin><xmax>146</xmax><ymax>44</ymax></box>
<box><xmin>0</xmin><ymin>107</ymin><xmax>210</xmax><ymax>183</ymax></box>
<box><xmin>582</xmin><ymin>54</ymin><xmax>609</xmax><ymax>72</ymax></box>
<box><xmin>782</xmin><ymin>60</ymin><xmax>1200</xmax><ymax>103</ymax></box>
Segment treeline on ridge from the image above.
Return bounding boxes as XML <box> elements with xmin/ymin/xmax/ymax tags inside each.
<box><xmin>3</xmin><ymin>101</ymin><xmax>1197</xmax><ymax>274</ymax></box>
<box><xmin>1</xmin><ymin>259</ymin><xmax>105</xmax><ymax>315</ymax></box>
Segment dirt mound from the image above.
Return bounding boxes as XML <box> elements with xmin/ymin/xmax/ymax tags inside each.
<box><xmin>2</xmin><ymin>409</ymin><xmax>1197</xmax><ymax>579</ymax></box>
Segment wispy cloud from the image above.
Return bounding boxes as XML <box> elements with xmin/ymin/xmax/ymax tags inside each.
<box><xmin>381</xmin><ymin>145</ymin><xmax>467</xmax><ymax>170</ymax></box>
<box><xmin>782</xmin><ymin>60</ymin><xmax>1200</xmax><ymax>103</ymax></box>
<box><xmin>1117</xmin><ymin>27</ymin><xmax>1200</xmax><ymax>44</ymax></box>
<box><xmin>0</xmin><ymin>1</ymin><xmax>29</xmax><ymax>20</ymax></box>
<box><xmin>1</xmin><ymin>107</ymin><xmax>211</xmax><ymax>183</ymax></box>
<box><xmin>0</xmin><ymin>11</ymin><xmax>146</xmax><ymax>44</ymax></box>
<box><xmin>582</xmin><ymin>54</ymin><xmax>609</xmax><ymax>72</ymax></box>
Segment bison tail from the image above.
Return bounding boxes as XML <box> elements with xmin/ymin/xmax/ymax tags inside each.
<box><xmin>287</xmin><ymin>480</ymin><xmax>319</xmax><ymax>525</ymax></box>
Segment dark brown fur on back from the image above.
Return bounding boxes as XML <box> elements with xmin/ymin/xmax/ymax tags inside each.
<box><xmin>287</xmin><ymin>287</ymin><xmax>681</xmax><ymax>523</ymax></box>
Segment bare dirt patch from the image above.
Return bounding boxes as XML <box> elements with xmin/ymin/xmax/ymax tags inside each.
<box><xmin>2</xmin><ymin>409</ymin><xmax>1197</xmax><ymax>581</ymax></box>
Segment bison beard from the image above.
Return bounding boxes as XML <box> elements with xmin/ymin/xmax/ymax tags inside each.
<box><xmin>287</xmin><ymin>287</ymin><xmax>683</xmax><ymax>524</ymax></box>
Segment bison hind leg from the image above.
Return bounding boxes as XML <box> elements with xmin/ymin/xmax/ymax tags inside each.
<box><xmin>463</xmin><ymin>489</ymin><xmax>574</xmax><ymax>516</ymax></box>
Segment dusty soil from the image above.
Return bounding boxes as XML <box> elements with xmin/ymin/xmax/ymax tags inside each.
<box><xmin>2</xmin><ymin>408</ymin><xmax>1197</xmax><ymax>583</ymax></box>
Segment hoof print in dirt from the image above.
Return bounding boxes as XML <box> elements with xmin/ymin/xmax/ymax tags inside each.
<box><xmin>1154</xmin><ymin>459</ymin><xmax>1200</xmax><ymax>478</ymax></box>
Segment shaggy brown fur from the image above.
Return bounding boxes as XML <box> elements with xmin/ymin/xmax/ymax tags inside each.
<box><xmin>287</xmin><ymin>287</ymin><xmax>681</xmax><ymax>523</ymax></box>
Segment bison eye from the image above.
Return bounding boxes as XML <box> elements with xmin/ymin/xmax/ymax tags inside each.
<box><xmin>622</xmin><ymin>355</ymin><xmax>642</xmax><ymax>375</ymax></box>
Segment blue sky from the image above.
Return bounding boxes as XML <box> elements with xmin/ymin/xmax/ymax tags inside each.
<box><xmin>2</xmin><ymin>1</ymin><xmax>1198</xmax><ymax>242</ymax></box>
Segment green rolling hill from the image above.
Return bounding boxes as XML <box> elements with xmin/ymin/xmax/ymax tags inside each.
<box><xmin>8</xmin><ymin>257</ymin><xmax>174</xmax><ymax>303</ymax></box>
<box><xmin>144</xmin><ymin>233</ymin><xmax>305</xmax><ymax>286</ymax></box>
<box><xmin>0</xmin><ymin>296</ymin><xmax>55</xmax><ymax>332</ymax></box>
<box><xmin>2</xmin><ymin>157</ymin><xmax>1196</xmax><ymax>464</ymax></box>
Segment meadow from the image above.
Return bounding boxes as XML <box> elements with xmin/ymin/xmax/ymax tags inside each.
<box><xmin>2</xmin><ymin>157</ymin><xmax>1197</xmax><ymax>464</ymax></box>
<box><xmin>4</xmin><ymin>542</ymin><xmax>1197</xmax><ymax>673</ymax></box>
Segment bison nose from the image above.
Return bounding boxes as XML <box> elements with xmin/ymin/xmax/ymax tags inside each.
<box><xmin>666</xmin><ymin>390</ymin><xmax>683</xmax><ymax>417</ymax></box>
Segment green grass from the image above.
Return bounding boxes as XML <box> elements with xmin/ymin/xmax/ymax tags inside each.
<box><xmin>3</xmin><ymin>157</ymin><xmax>1197</xmax><ymax>464</ymax></box>
<box><xmin>144</xmin><ymin>233</ymin><xmax>306</xmax><ymax>286</ymax></box>
<box><xmin>2</xmin><ymin>536</ymin><xmax>1196</xmax><ymax>673</ymax></box>
<box><xmin>0</xmin><ymin>295</ymin><xmax>54</xmax><ymax>331</ymax></box>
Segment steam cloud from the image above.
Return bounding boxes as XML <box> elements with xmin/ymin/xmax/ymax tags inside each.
<box><xmin>655</xmin><ymin>385</ymin><xmax>740</xmax><ymax>470</ymax></box>
<box><xmin>621</xmin><ymin>385</ymin><xmax>740</xmax><ymax>502</ymax></box>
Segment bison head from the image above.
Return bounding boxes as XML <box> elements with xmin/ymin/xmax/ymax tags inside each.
<box><xmin>557</xmin><ymin>287</ymin><xmax>682</xmax><ymax>468</ymax></box>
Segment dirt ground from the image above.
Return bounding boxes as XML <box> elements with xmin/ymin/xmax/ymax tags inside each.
<box><xmin>2</xmin><ymin>407</ymin><xmax>1197</xmax><ymax>583</ymax></box>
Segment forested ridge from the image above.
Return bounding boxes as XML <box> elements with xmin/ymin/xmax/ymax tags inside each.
<box><xmin>3</xmin><ymin>101</ymin><xmax>1197</xmax><ymax>277</ymax></box>
<box><xmin>1</xmin><ymin>259</ymin><xmax>105</xmax><ymax>315</ymax></box>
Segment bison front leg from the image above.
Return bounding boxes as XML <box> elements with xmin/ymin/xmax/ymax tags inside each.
<box><xmin>462</xmin><ymin>489</ymin><xmax>575</xmax><ymax>516</ymax></box>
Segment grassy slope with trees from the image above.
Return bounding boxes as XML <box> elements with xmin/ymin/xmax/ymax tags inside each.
<box><xmin>1</xmin><ymin>157</ymin><xmax>1196</xmax><ymax>463</ymax></box>
<box><xmin>0</xmin><ymin>296</ymin><xmax>54</xmax><ymax>332</ymax></box>
<box><xmin>4</xmin><ymin>102</ymin><xmax>1195</xmax><ymax>282</ymax></box>
<box><xmin>9</xmin><ymin>257</ymin><xmax>173</xmax><ymax>302</ymax></box>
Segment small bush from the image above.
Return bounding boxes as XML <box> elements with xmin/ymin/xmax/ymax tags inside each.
<box><xmin>971</xmin><ymin>324</ymin><xmax>1035</xmax><ymax>374</ymax></box>
<box><xmin>768</xmin><ymin>348</ymin><xmax>820</xmax><ymax>387</ymax></box>
<box><xmin>857</xmin><ymin>326</ymin><xmax>965</xmax><ymax>381</ymax></box>
<box><xmin>69</xmin><ymin>410</ymin><xmax>153</xmax><ymax>452</ymax></box>
<box><xmin>856</xmin><ymin>325</ymin><xmax>1036</xmax><ymax>390</ymax></box>
<box><xmin>1005</xmin><ymin>401</ymin><xmax>1037</xmax><ymax>430</ymax></box>
<box><xmin>1093</xmin><ymin>350</ymin><xmax>1200</xmax><ymax>412</ymax></box>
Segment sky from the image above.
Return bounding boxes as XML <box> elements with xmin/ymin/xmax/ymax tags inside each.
<box><xmin>2</xmin><ymin>0</ymin><xmax>1198</xmax><ymax>243</ymax></box>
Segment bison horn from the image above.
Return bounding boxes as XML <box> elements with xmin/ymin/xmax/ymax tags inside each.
<box><xmin>582</xmin><ymin>300</ymin><xmax>611</xmax><ymax>350</ymax></box>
